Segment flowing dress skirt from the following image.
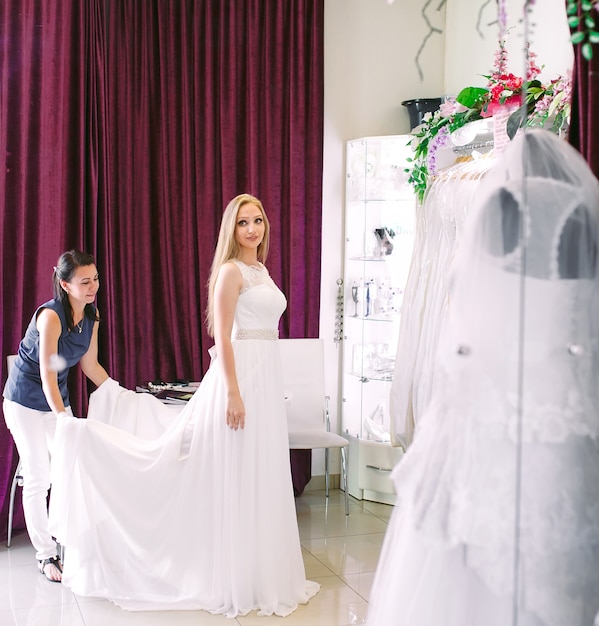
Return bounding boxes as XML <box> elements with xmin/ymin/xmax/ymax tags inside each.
<box><xmin>49</xmin><ymin>339</ymin><xmax>319</xmax><ymax>617</ymax></box>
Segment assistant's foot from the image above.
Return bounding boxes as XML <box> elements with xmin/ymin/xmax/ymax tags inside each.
<box><xmin>38</xmin><ymin>556</ymin><xmax>62</xmax><ymax>582</ymax></box>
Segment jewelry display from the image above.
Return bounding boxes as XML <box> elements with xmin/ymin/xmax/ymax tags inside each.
<box><xmin>351</xmin><ymin>282</ymin><xmax>359</xmax><ymax>317</ymax></box>
<box><xmin>348</xmin><ymin>277</ymin><xmax>403</xmax><ymax>320</ymax></box>
<box><xmin>373</xmin><ymin>227</ymin><xmax>395</xmax><ymax>256</ymax></box>
<box><xmin>352</xmin><ymin>342</ymin><xmax>395</xmax><ymax>381</ymax></box>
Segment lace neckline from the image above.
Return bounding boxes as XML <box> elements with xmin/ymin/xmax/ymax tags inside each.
<box><xmin>234</xmin><ymin>259</ymin><xmax>264</xmax><ymax>270</ymax></box>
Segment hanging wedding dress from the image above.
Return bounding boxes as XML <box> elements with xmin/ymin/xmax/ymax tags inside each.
<box><xmin>48</xmin><ymin>260</ymin><xmax>319</xmax><ymax>618</ymax></box>
<box><xmin>390</xmin><ymin>151</ymin><xmax>496</xmax><ymax>447</ymax></box>
<box><xmin>368</xmin><ymin>130</ymin><xmax>599</xmax><ymax>626</ymax></box>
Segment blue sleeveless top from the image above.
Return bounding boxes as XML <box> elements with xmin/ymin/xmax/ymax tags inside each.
<box><xmin>3</xmin><ymin>299</ymin><xmax>96</xmax><ymax>411</ymax></box>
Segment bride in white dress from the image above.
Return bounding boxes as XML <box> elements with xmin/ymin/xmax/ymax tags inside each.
<box><xmin>48</xmin><ymin>194</ymin><xmax>320</xmax><ymax>617</ymax></box>
<box><xmin>367</xmin><ymin>131</ymin><xmax>599</xmax><ymax>626</ymax></box>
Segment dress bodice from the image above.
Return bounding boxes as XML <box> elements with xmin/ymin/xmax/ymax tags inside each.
<box><xmin>231</xmin><ymin>260</ymin><xmax>287</xmax><ymax>337</ymax></box>
<box><xmin>488</xmin><ymin>178</ymin><xmax>595</xmax><ymax>281</ymax></box>
<box><xmin>443</xmin><ymin>266</ymin><xmax>599</xmax><ymax>445</ymax></box>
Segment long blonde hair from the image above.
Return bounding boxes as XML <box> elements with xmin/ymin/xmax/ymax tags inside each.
<box><xmin>206</xmin><ymin>193</ymin><xmax>270</xmax><ymax>336</ymax></box>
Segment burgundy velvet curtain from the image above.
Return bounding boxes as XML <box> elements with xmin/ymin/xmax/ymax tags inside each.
<box><xmin>567</xmin><ymin>4</ymin><xmax>599</xmax><ymax>177</ymax></box>
<box><xmin>569</xmin><ymin>46</ymin><xmax>599</xmax><ymax>178</ymax></box>
<box><xmin>0</xmin><ymin>0</ymin><xmax>324</xmax><ymax>540</ymax></box>
<box><xmin>0</xmin><ymin>0</ymin><xmax>107</xmax><ymax>539</ymax></box>
<box><xmin>98</xmin><ymin>0</ymin><xmax>324</xmax><ymax>387</ymax></box>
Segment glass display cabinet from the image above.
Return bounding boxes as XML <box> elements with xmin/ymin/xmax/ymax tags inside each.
<box><xmin>342</xmin><ymin>135</ymin><xmax>416</xmax><ymax>504</ymax></box>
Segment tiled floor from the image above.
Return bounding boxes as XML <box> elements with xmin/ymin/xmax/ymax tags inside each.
<box><xmin>0</xmin><ymin>490</ymin><xmax>392</xmax><ymax>625</ymax></box>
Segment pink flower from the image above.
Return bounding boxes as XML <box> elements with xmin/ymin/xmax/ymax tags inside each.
<box><xmin>533</xmin><ymin>95</ymin><xmax>551</xmax><ymax>114</ymax></box>
<box><xmin>439</xmin><ymin>99</ymin><xmax>467</xmax><ymax>118</ymax></box>
<box><xmin>498</xmin><ymin>0</ymin><xmax>508</xmax><ymax>41</ymax></box>
<box><xmin>486</xmin><ymin>72</ymin><xmax>523</xmax><ymax>106</ymax></box>
<box><xmin>526</xmin><ymin>45</ymin><xmax>541</xmax><ymax>80</ymax></box>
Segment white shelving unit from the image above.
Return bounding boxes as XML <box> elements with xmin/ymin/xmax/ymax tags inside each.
<box><xmin>342</xmin><ymin>135</ymin><xmax>416</xmax><ymax>504</ymax></box>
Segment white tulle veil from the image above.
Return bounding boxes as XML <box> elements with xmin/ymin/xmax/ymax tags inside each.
<box><xmin>383</xmin><ymin>129</ymin><xmax>599</xmax><ymax>626</ymax></box>
<box><xmin>441</xmin><ymin>129</ymin><xmax>599</xmax><ymax>394</ymax></box>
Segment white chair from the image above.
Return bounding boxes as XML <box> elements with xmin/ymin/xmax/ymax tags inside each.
<box><xmin>6</xmin><ymin>354</ymin><xmax>23</xmax><ymax>548</ymax></box>
<box><xmin>279</xmin><ymin>338</ymin><xmax>349</xmax><ymax>515</ymax></box>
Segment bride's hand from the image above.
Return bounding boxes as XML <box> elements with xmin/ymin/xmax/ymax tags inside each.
<box><xmin>226</xmin><ymin>393</ymin><xmax>245</xmax><ymax>430</ymax></box>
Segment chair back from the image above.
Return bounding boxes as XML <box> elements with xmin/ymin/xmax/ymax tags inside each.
<box><xmin>279</xmin><ymin>338</ymin><xmax>325</xmax><ymax>432</ymax></box>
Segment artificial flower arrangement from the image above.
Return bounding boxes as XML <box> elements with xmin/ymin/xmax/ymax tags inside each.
<box><xmin>406</xmin><ymin>36</ymin><xmax>572</xmax><ymax>203</ymax></box>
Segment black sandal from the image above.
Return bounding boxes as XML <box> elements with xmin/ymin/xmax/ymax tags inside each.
<box><xmin>38</xmin><ymin>556</ymin><xmax>63</xmax><ymax>583</ymax></box>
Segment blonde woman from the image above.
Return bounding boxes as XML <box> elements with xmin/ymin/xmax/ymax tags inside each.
<box><xmin>50</xmin><ymin>195</ymin><xmax>319</xmax><ymax>618</ymax></box>
<box><xmin>205</xmin><ymin>193</ymin><xmax>272</xmax><ymax>431</ymax></box>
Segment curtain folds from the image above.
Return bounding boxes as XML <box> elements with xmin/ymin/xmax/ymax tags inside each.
<box><xmin>0</xmin><ymin>0</ymin><xmax>103</xmax><ymax>538</ymax></box>
<box><xmin>100</xmin><ymin>0</ymin><xmax>324</xmax><ymax>383</ymax></box>
<box><xmin>568</xmin><ymin>8</ymin><xmax>599</xmax><ymax>177</ymax></box>
<box><xmin>0</xmin><ymin>0</ymin><xmax>324</xmax><ymax>541</ymax></box>
<box><xmin>569</xmin><ymin>50</ymin><xmax>599</xmax><ymax>177</ymax></box>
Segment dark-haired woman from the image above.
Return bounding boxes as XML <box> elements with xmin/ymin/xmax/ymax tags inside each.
<box><xmin>3</xmin><ymin>250</ymin><xmax>110</xmax><ymax>583</ymax></box>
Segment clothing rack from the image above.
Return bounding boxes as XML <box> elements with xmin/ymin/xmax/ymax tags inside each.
<box><xmin>431</xmin><ymin>150</ymin><xmax>496</xmax><ymax>183</ymax></box>
<box><xmin>452</xmin><ymin>139</ymin><xmax>495</xmax><ymax>153</ymax></box>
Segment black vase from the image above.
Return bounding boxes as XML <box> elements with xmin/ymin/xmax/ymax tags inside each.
<box><xmin>401</xmin><ymin>98</ymin><xmax>443</xmax><ymax>130</ymax></box>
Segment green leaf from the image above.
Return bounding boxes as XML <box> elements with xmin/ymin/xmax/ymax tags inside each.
<box><xmin>507</xmin><ymin>106</ymin><xmax>528</xmax><ymax>140</ymax></box>
<box><xmin>547</xmin><ymin>90</ymin><xmax>565</xmax><ymax>118</ymax></box>
<box><xmin>589</xmin><ymin>31</ymin><xmax>599</xmax><ymax>43</ymax></box>
<box><xmin>566</xmin><ymin>1</ymin><xmax>578</xmax><ymax>14</ymax></box>
<box><xmin>455</xmin><ymin>86</ymin><xmax>488</xmax><ymax>109</ymax></box>
<box><xmin>526</xmin><ymin>86</ymin><xmax>545</xmax><ymax>96</ymax></box>
<box><xmin>568</xmin><ymin>15</ymin><xmax>580</xmax><ymax>28</ymax></box>
<box><xmin>582</xmin><ymin>41</ymin><xmax>594</xmax><ymax>61</ymax></box>
<box><xmin>582</xmin><ymin>0</ymin><xmax>593</xmax><ymax>10</ymax></box>
<box><xmin>552</xmin><ymin>110</ymin><xmax>566</xmax><ymax>134</ymax></box>
<box><xmin>585</xmin><ymin>16</ymin><xmax>596</xmax><ymax>29</ymax></box>
<box><xmin>571</xmin><ymin>31</ymin><xmax>586</xmax><ymax>44</ymax></box>
<box><xmin>448</xmin><ymin>111</ymin><xmax>480</xmax><ymax>133</ymax></box>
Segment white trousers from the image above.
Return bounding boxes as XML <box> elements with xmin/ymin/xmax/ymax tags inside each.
<box><xmin>3</xmin><ymin>399</ymin><xmax>72</xmax><ymax>561</ymax></box>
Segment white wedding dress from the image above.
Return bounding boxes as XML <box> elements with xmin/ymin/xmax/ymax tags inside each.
<box><xmin>389</xmin><ymin>153</ymin><xmax>497</xmax><ymax>447</ymax></box>
<box><xmin>48</xmin><ymin>260</ymin><xmax>319</xmax><ymax>617</ymax></box>
<box><xmin>368</xmin><ymin>132</ymin><xmax>599</xmax><ymax>626</ymax></box>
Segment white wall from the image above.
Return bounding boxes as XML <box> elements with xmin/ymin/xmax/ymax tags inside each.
<box><xmin>444</xmin><ymin>0</ymin><xmax>573</xmax><ymax>96</ymax></box>
<box><xmin>318</xmin><ymin>0</ymin><xmax>446</xmax><ymax>477</ymax></box>
<box><xmin>318</xmin><ymin>0</ymin><xmax>573</xmax><ymax>478</ymax></box>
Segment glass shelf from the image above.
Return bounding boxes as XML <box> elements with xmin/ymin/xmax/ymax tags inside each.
<box><xmin>347</xmin><ymin>371</ymin><xmax>394</xmax><ymax>382</ymax></box>
<box><xmin>342</xmin><ymin>135</ymin><xmax>415</xmax><ymax>445</ymax></box>
<box><xmin>346</xmin><ymin>315</ymin><xmax>397</xmax><ymax>323</ymax></box>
